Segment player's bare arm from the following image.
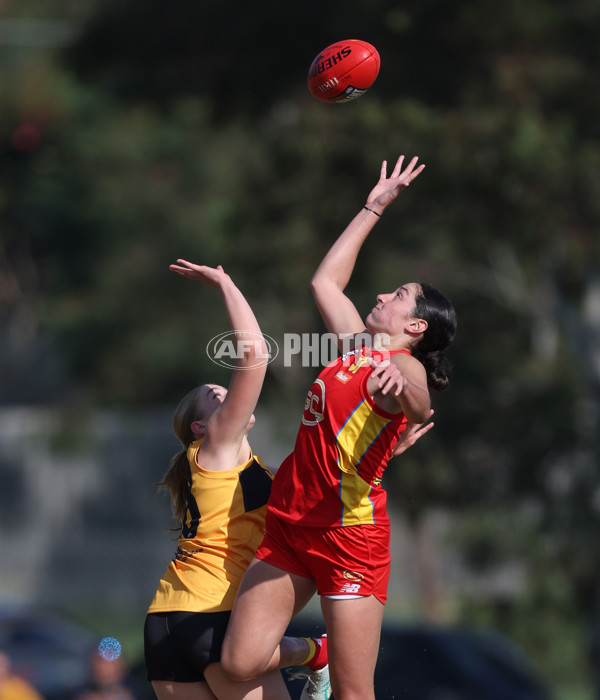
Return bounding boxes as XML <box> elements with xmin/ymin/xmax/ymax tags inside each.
<box><xmin>170</xmin><ymin>260</ymin><xmax>268</xmax><ymax>469</ymax></box>
<box><xmin>311</xmin><ymin>156</ymin><xmax>425</xmax><ymax>348</ymax></box>
<box><xmin>368</xmin><ymin>353</ymin><xmax>430</xmax><ymax>422</ymax></box>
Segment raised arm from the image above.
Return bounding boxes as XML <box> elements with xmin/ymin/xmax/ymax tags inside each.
<box><xmin>310</xmin><ymin>156</ymin><xmax>425</xmax><ymax>348</ymax></box>
<box><xmin>170</xmin><ymin>260</ymin><xmax>268</xmax><ymax>466</ymax></box>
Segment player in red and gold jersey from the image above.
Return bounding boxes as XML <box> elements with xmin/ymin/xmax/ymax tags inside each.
<box><xmin>222</xmin><ymin>156</ymin><xmax>457</xmax><ymax>700</ymax></box>
<box><xmin>270</xmin><ymin>346</ymin><xmax>411</xmax><ymax>530</ymax></box>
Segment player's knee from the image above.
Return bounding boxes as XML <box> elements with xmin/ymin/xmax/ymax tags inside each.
<box><xmin>220</xmin><ymin>643</ymin><xmax>263</xmax><ymax>682</ymax></box>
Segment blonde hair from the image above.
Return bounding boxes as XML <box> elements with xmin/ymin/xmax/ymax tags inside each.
<box><xmin>156</xmin><ymin>386</ymin><xmax>205</xmax><ymax>526</ymax></box>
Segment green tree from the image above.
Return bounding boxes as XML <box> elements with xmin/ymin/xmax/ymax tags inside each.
<box><xmin>2</xmin><ymin>0</ymin><xmax>600</xmax><ymax>693</ymax></box>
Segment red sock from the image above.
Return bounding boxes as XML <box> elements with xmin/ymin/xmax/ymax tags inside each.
<box><xmin>303</xmin><ymin>634</ymin><xmax>328</xmax><ymax>671</ymax></box>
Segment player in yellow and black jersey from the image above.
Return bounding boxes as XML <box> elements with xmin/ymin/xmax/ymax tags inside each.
<box><xmin>143</xmin><ymin>261</ymin><xmax>330</xmax><ymax>700</ymax></box>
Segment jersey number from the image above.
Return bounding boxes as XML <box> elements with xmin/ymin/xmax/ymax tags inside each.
<box><xmin>182</xmin><ymin>492</ymin><xmax>200</xmax><ymax>539</ymax></box>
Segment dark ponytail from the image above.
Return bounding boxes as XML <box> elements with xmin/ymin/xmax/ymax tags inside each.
<box><xmin>412</xmin><ymin>283</ymin><xmax>457</xmax><ymax>392</ymax></box>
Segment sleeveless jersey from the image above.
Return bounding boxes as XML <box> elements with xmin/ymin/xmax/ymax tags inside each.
<box><xmin>268</xmin><ymin>348</ymin><xmax>409</xmax><ymax>528</ymax></box>
<box><xmin>147</xmin><ymin>441</ymin><xmax>273</xmax><ymax>614</ymax></box>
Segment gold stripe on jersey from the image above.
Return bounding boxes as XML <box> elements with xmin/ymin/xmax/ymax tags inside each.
<box><xmin>336</xmin><ymin>398</ymin><xmax>391</xmax><ymax>526</ymax></box>
<box><xmin>147</xmin><ymin>441</ymin><xmax>273</xmax><ymax>614</ymax></box>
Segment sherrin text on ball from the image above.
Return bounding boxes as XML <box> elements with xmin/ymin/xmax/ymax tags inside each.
<box><xmin>308</xmin><ymin>39</ymin><xmax>380</xmax><ymax>103</ymax></box>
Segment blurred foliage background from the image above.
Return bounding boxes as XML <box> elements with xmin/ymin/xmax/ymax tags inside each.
<box><xmin>2</xmin><ymin>0</ymin><xmax>600</xmax><ymax>698</ymax></box>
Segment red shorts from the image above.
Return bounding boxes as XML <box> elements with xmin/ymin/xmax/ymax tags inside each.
<box><xmin>255</xmin><ymin>510</ymin><xmax>391</xmax><ymax>604</ymax></box>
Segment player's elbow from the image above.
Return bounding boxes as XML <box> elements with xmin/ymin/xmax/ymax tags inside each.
<box><xmin>310</xmin><ymin>274</ymin><xmax>336</xmax><ymax>303</ymax></box>
<box><xmin>309</xmin><ymin>274</ymin><xmax>322</xmax><ymax>297</ymax></box>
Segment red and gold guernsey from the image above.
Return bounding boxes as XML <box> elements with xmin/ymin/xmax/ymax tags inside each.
<box><xmin>269</xmin><ymin>348</ymin><xmax>409</xmax><ymax>528</ymax></box>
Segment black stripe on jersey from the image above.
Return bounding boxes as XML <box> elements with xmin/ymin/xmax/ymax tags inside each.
<box><xmin>239</xmin><ymin>458</ymin><xmax>272</xmax><ymax>513</ymax></box>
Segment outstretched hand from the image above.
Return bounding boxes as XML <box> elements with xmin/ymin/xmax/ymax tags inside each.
<box><xmin>392</xmin><ymin>409</ymin><xmax>435</xmax><ymax>457</ymax></box>
<box><xmin>366</xmin><ymin>156</ymin><xmax>425</xmax><ymax>213</ymax></box>
<box><xmin>169</xmin><ymin>259</ymin><xmax>230</xmax><ymax>288</ymax></box>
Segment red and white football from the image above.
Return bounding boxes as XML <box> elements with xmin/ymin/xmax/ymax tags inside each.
<box><xmin>307</xmin><ymin>39</ymin><xmax>380</xmax><ymax>103</ymax></box>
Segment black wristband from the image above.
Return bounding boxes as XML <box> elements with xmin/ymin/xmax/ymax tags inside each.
<box><xmin>363</xmin><ymin>205</ymin><xmax>381</xmax><ymax>217</ymax></box>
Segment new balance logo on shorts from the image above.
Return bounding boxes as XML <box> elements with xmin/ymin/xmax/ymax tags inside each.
<box><xmin>339</xmin><ymin>582</ymin><xmax>362</xmax><ymax>594</ymax></box>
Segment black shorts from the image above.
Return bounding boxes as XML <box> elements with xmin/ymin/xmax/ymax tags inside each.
<box><xmin>144</xmin><ymin>610</ymin><xmax>231</xmax><ymax>682</ymax></box>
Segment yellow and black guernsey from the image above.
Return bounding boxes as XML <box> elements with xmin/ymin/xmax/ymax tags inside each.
<box><xmin>148</xmin><ymin>441</ymin><xmax>273</xmax><ymax>613</ymax></box>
